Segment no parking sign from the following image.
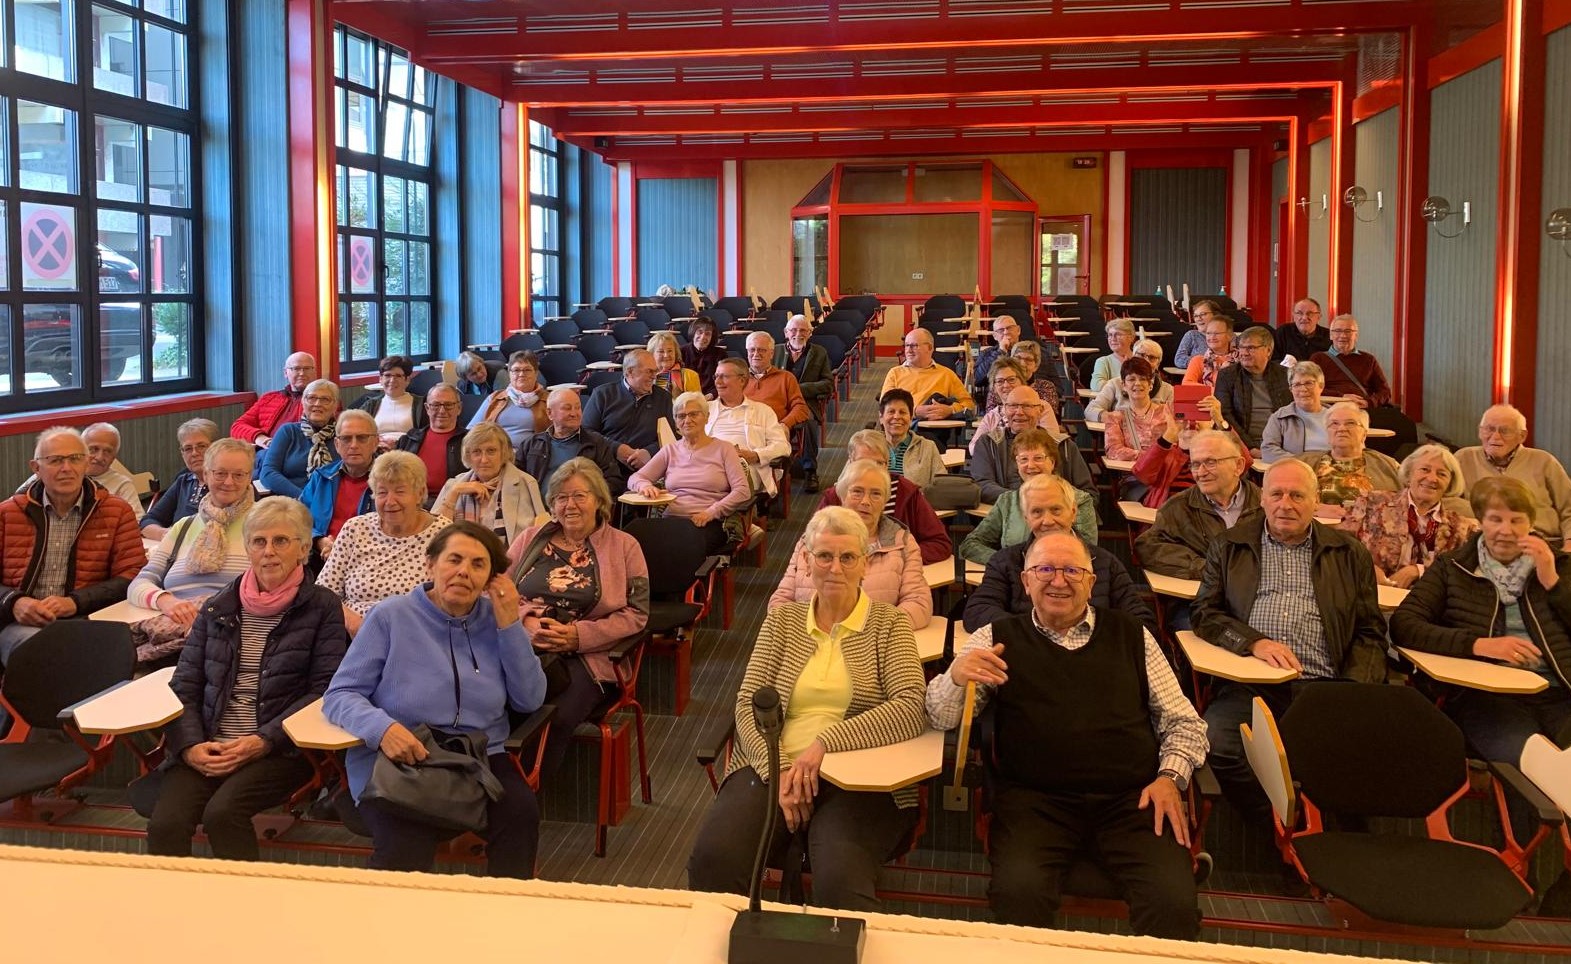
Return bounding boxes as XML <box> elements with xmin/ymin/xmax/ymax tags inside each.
<box><xmin>21</xmin><ymin>204</ymin><xmax>77</xmax><ymax>290</ymax></box>
<box><xmin>349</xmin><ymin>236</ymin><xmax>374</xmax><ymax>292</ymax></box>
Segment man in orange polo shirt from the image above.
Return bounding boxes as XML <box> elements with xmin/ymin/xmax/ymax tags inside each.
<box><xmin>743</xmin><ymin>331</ymin><xmax>816</xmax><ymax>491</ymax></box>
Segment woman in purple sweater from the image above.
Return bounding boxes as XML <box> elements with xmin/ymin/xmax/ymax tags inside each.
<box><xmin>628</xmin><ymin>391</ymin><xmax>751</xmax><ymax>553</ymax></box>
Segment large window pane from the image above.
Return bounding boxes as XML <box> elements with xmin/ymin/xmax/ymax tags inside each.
<box><xmin>408</xmin><ymin>241</ymin><xmax>429</xmax><ymax>296</ymax></box>
<box><xmin>0</xmin><ymin>306</ymin><xmax>11</xmax><ymax>393</ymax></box>
<box><xmin>346</xmin><ymin>235</ymin><xmax>375</xmax><ymax>294</ymax></box>
<box><xmin>20</xmin><ymin>201</ymin><xmax>80</xmax><ymax>291</ymax></box>
<box><xmin>97</xmin><ymin>209</ymin><xmax>143</xmax><ymax>293</ymax></box>
<box><xmin>410</xmin><ymin>303</ymin><xmax>431</xmax><ymax>355</ymax></box>
<box><xmin>343</xmin><ymin>32</ymin><xmax>373</xmax><ymax>86</ymax></box>
<box><xmin>153</xmin><ymin>302</ymin><xmax>191</xmax><ymax>380</ymax></box>
<box><xmin>0</xmin><ymin>202</ymin><xmax>8</xmax><ymax>289</ymax></box>
<box><xmin>147</xmin><ymin>126</ymin><xmax>190</xmax><ymax>206</ymax></box>
<box><xmin>19</xmin><ymin>100</ymin><xmax>80</xmax><ymax>194</ymax></box>
<box><xmin>99</xmin><ymin>301</ymin><xmax>143</xmax><ymax>385</ymax></box>
<box><xmin>348</xmin><ymin>302</ymin><xmax>378</xmax><ymax>361</ymax></box>
<box><xmin>149</xmin><ymin>214</ymin><xmax>190</xmax><ymax>292</ymax></box>
<box><xmin>407</xmin><ymin>109</ymin><xmax>429</xmax><ymax>167</ymax></box>
<box><xmin>95</xmin><ymin>115</ymin><xmax>143</xmax><ymax>202</ymax></box>
<box><xmin>16</xmin><ymin>0</ymin><xmax>74</xmax><ymax>82</ymax></box>
<box><xmin>383</xmin><ymin>238</ymin><xmax>405</xmax><ymax>295</ymax></box>
<box><xmin>383</xmin><ymin>176</ymin><xmax>405</xmax><ymax>232</ymax></box>
<box><xmin>91</xmin><ymin>5</ymin><xmax>138</xmax><ymax>95</ymax></box>
<box><xmin>385</xmin><ymin>300</ymin><xmax>407</xmax><ymax>355</ymax></box>
<box><xmin>408</xmin><ymin>181</ymin><xmax>428</xmax><ymax>235</ymax></box>
<box><xmin>23</xmin><ymin>304</ymin><xmax>82</xmax><ymax>390</ymax></box>
<box><xmin>387</xmin><ymin>52</ymin><xmax>412</xmax><ymax>100</ymax></box>
<box><xmin>143</xmin><ymin>0</ymin><xmax>187</xmax><ymax>25</ymax></box>
<box><xmin>383</xmin><ymin>101</ymin><xmax>407</xmax><ymax>162</ymax></box>
<box><xmin>144</xmin><ymin>22</ymin><xmax>187</xmax><ymax>107</ymax></box>
<box><xmin>346</xmin><ymin>167</ymin><xmax>375</xmax><ymax>227</ymax></box>
<box><xmin>0</xmin><ymin>101</ymin><xmax>9</xmax><ymax>186</ymax></box>
<box><xmin>340</xmin><ymin>88</ymin><xmax>376</xmax><ymax>154</ymax></box>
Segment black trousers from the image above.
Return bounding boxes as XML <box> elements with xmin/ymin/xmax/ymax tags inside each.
<box><xmin>687</xmin><ymin>767</ymin><xmax>917</xmax><ymax>912</ymax></box>
<box><xmin>358</xmin><ymin>753</ymin><xmax>539</xmax><ymax>879</ymax></box>
<box><xmin>988</xmin><ymin>783</ymin><xmax>1200</xmax><ymax>940</ymax></box>
<box><xmin>146</xmin><ymin>755</ymin><xmax>314</xmax><ymax>861</ymax></box>
<box><xmin>540</xmin><ymin>655</ymin><xmax>608</xmax><ymax>781</ymax></box>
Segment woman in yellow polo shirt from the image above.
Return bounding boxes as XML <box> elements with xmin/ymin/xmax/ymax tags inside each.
<box><xmin>687</xmin><ymin>506</ymin><xmax>928</xmax><ymax>911</ymax></box>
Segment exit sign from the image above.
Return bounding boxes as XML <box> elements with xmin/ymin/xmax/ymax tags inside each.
<box><xmin>1072</xmin><ymin>157</ymin><xmax>1098</xmax><ymax>169</ymax></box>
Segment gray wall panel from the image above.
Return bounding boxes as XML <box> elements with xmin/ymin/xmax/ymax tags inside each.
<box><xmin>1535</xmin><ymin>27</ymin><xmax>1571</xmax><ymax>458</ymax></box>
<box><xmin>1350</xmin><ymin>107</ymin><xmax>1400</xmax><ymax>367</ymax></box>
<box><xmin>1306</xmin><ymin>138</ymin><xmax>1331</xmax><ymax>308</ymax></box>
<box><xmin>1423</xmin><ymin>60</ymin><xmax>1502</xmax><ymax>444</ymax></box>
<box><xmin>1127</xmin><ymin>167</ymin><xmax>1226</xmax><ymax>295</ymax></box>
<box><xmin>0</xmin><ymin>405</ymin><xmax>247</xmax><ymax>496</ymax></box>
<box><xmin>637</xmin><ymin>178</ymin><xmax>719</xmax><ymax>294</ymax></box>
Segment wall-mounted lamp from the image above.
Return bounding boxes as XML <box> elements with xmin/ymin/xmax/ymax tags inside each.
<box><xmin>1343</xmin><ymin>186</ymin><xmax>1383</xmax><ymax>223</ymax></box>
<box><xmin>1421</xmin><ymin>195</ymin><xmax>1471</xmax><ymax>239</ymax></box>
<box><xmin>1297</xmin><ymin>194</ymin><xmax>1329</xmax><ymax>221</ymax></box>
<box><xmin>1549</xmin><ymin>208</ymin><xmax>1571</xmax><ymax>259</ymax></box>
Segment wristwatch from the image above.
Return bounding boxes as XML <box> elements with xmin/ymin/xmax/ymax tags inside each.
<box><xmin>1159</xmin><ymin>768</ymin><xmax>1189</xmax><ymax>792</ymax></box>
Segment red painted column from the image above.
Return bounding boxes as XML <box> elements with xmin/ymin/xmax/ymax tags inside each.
<box><xmin>285</xmin><ymin>0</ymin><xmax>337</xmax><ymax>376</ymax></box>
<box><xmin>1329</xmin><ymin>81</ymin><xmax>1356</xmax><ymax>316</ymax></box>
<box><xmin>1393</xmin><ymin>26</ymin><xmax>1431</xmax><ymax>420</ymax></box>
<box><xmin>500</xmin><ymin>104</ymin><xmax>526</xmax><ymax>333</ymax></box>
<box><xmin>1493</xmin><ymin>0</ymin><xmax>1545</xmax><ymax>427</ymax></box>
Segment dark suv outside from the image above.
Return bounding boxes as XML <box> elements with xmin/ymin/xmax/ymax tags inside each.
<box><xmin>1</xmin><ymin>245</ymin><xmax>142</xmax><ymax>387</ymax></box>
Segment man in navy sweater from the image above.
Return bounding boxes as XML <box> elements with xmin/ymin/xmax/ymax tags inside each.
<box><xmin>582</xmin><ymin>350</ymin><xmax>673</xmax><ymax>473</ymax></box>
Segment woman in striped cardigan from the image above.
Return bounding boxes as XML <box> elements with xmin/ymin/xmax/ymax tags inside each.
<box><xmin>688</xmin><ymin>506</ymin><xmax>928</xmax><ymax>912</ymax></box>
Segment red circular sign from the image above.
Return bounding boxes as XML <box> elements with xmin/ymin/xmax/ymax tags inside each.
<box><xmin>22</xmin><ymin>208</ymin><xmax>75</xmax><ymax>280</ymax></box>
<box><xmin>349</xmin><ymin>237</ymin><xmax>374</xmax><ymax>288</ymax></box>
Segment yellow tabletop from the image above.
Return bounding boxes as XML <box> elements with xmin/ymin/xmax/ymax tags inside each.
<box><xmin>584</xmin><ymin>361</ymin><xmax>620</xmax><ymax>371</ymax></box>
<box><xmin>1076</xmin><ymin>388</ymin><xmax>1097</xmax><ymax>399</ymax></box>
<box><xmin>618</xmin><ymin>490</ymin><xmax>677</xmax><ymax>506</ymax></box>
<box><xmin>1367</xmin><ymin>428</ymin><xmax>1396</xmax><ymax>438</ymax></box>
<box><xmin>1176</xmin><ymin>630</ymin><xmax>1300</xmax><ymax>684</ymax></box>
<box><xmin>1377</xmin><ymin>584</ymin><xmax>1409</xmax><ymax>611</ymax></box>
<box><xmin>1145</xmin><ymin>570</ymin><xmax>1200</xmax><ymax>599</ymax></box>
<box><xmin>1059</xmin><ymin>346</ymin><xmax>1098</xmax><ymax>355</ymax></box>
<box><xmin>820</xmin><ymin>728</ymin><xmax>945</xmax><ymax>792</ymax></box>
<box><xmin>924</xmin><ymin>557</ymin><xmax>958</xmax><ymax>589</ymax></box>
<box><xmin>71</xmin><ymin>666</ymin><xmax>182</xmax><ymax>735</ymax></box>
<box><xmin>918</xmin><ymin>419</ymin><xmax>967</xmax><ymax>429</ymax></box>
<box><xmin>967</xmin><ymin>504</ymin><xmax>994</xmax><ymax>520</ymax></box>
<box><xmin>1164</xmin><ymin>366</ymin><xmax>1188</xmax><ymax>377</ymax></box>
<box><xmin>1084</xmin><ymin>421</ymin><xmax>1106</xmax><ymax>433</ymax></box>
<box><xmin>547</xmin><ymin>383</ymin><xmax>587</xmax><ymax>392</ymax></box>
<box><xmin>1103</xmin><ymin>457</ymin><xmax>1134</xmax><ymax>472</ymax></box>
<box><xmin>1397</xmin><ymin>647</ymin><xmax>1549</xmax><ymax>694</ymax></box>
<box><xmin>1118</xmin><ymin>500</ymin><xmax>1157</xmax><ymax>525</ymax></box>
<box><xmin>89</xmin><ymin>600</ymin><xmax>161</xmax><ymax>624</ymax></box>
<box><xmin>1053</xmin><ymin>330</ymin><xmax>1085</xmax><ymax>339</ymax></box>
<box><xmin>283</xmin><ymin>697</ymin><xmax>361</xmax><ymax>751</ymax></box>
<box><xmin>912</xmin><ymin>619</ymin><xmax>951</xmax><ymax>663</ymax></box>
<box><xmin>941</xmin><ymin>448</ymin><xmax>965</xmax><ymax>468</ymax></box>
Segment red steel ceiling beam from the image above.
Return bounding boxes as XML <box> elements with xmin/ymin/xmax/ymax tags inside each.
<box><xmin>406</xmin><ymin>2</ymin><xmax>1436</xmax><ymax>64</ymax></box>
<box><xmin>514</xmin><ymin>61</ymin><xmax>1346</xmax><ymax>109</ymax></box>
<box><xmin>541</xmin><ymin>96</ymin><xmax>1313</xmax><ymax>138</ymax></box>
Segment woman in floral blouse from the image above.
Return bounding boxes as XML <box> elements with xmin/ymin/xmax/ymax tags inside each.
<box><xmin>1337</xmin><ymin>444</ymin><xmax>1479</xmax><ymax>588</ymax></box>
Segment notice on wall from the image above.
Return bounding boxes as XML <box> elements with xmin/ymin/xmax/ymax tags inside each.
<box><xmin>1050</xmin><ymin>233</ymin><xmax>1077</xmax><ymax>252</ymax></box>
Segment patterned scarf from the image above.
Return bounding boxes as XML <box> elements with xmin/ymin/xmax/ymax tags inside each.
<box><xmin>1406</xmin><ymin>503</ymin><xmax>1440</xmax><ymax>566</ymax></box>
<box><xmin>1201</xmin><ymin>348</ymin><xmax>1238</xmax><ymax>386</ymax></box>
<box><xmin>506</xmin><ymin>385</ymin><xmax>542</xmax><ymax>408</ymax></box>
<box><xmin>1478</xmin><ymin>539</ymin><xmax>1536</xmax><ymax>602</ymax></box>
<box><xmin>185</xmin><ymin>487</ymin><xmax>255</xmax><ymax>575</ymax></box>
<box><xmin>302</xmin><ymin>419</ymin><xmax>336</xmax><ymax>473</ymax></box>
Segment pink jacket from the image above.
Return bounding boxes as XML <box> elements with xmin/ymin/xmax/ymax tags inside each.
<box><xmin>768</xmin><ymin>517</ymin><xmax>932</xmax><ymax>629</ymax></box>
<box><xmin>506</xmin><ymin>521</ymin><xmax>650</xmax><ymax>683</ymax></box>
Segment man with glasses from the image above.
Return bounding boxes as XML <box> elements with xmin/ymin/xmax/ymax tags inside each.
<box><xmin>300</xmin><ymin>410</ymin><xmax>380</xmax><ymax>559</ymax></box>
<box><xmin>516</xmin><ymin>388</ymin><xmax>624</xmax><ymax>497</ymax></box>
<box><xmin>973</xmin><ymin>317</ymin><xmax>1021</xmax><ymax>398</ymax></box>
<box><xmin>973</xmin><ymin>386</ymin><xmax>1093</xmax><ymax>502</ymax></box>
<box><xmin>17</xmin><ymin>422</ymin><xmax>144</xmax><ymax>520</ymax></box>
<box><xmin>1308</xmin><ymin>314</ymin><xmax>1392</xmax><ymax>408</ymax></box>
<box><xmin>231</xmin><ymin>352</ymin><xmax>320</xmax><ymax>448</ymax></box>
<box><xmin>0</xmin><ymin>428</ymin><xmax>147</xmax><ymax>666</ymax></box>
<box><xmin>1212</xmin><ymin>326</ymin><xmax>1291</xmax><ymax>458</ymax></box>
<box><xmin>879</xmin><ymin>328</ymin><xmax>976</xmax><ymax>421</ymax></box>
<box><xmin>707</xmin><ymin>357</ymin><xmax>790</xmax><ymax>499</ymax></box>
<box><xmin>395</xmin><ymin>383</ymin><xmax>469</xmax><ymax>498</ymax></box>
<box><xmin>1193</xmin><ymin>459</ymin><xmax>1388</xmax><ymax>827</ymax></box>
<box><xmin>1456</xmin><ymin>405</ymin><xmax>1571</xmax><ymax>548</ymax></box>
<box><xmin>743</xmin><ymin>331</ymin><xmax>817</xmax><ymax>491</ymax></box>
<box><xmin>930</xmin><ymin>529</ymin><xmax>1207</xmax><ymax>939</ymax></box>
<box><xmin>1274</xmin><ymin>298</ymin><xmax>1331</xmax><ymax>364</ymax></box>
<box><xmin>583</xmin><ymin>349</ymin><xmax>673</xmax><ymax>472</ymax></box>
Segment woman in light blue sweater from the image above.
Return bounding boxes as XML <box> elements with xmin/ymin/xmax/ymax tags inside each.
<box><xmin>323</xmin><ymin>521</ymin><xmax>547</xmax><ymax>878</ymax></box>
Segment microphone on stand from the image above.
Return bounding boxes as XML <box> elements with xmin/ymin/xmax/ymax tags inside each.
<box><xmin>729</xmin><ymin>686</ymin><xmax>865</xmax><ymax>964</ymax></box>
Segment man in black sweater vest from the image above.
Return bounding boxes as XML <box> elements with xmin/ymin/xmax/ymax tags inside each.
<box><xmin>927</xmin><ymin>532</ymin><xmax>1209</xmax><ymax>939</ymax></box>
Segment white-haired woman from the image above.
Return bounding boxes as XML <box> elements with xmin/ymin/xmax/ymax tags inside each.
<box><xmin>432</xmin><ymin>421</ymin><xmax>547</xmax><ymax>548</ymax></box>
<box><xmin>689</xmin><ymin>505</ymin><xmax>927</xmax><ymax>912</ymax></box>
<box><xmin>771</xmin><ymin>460</ymin><xmax>931</xmax><ymax>629</ymax></box>
<box><xmin>141</xmin><ymin>418</ymin><xmax>221</xmax><ymax>539</ymax></box>
<box><xmin>1260</xmin><ymin>360</ymin><xmax>1330</xmax><ymax>462</ymax></box>
<box><xmin>1303</xmin><ymin>401</ymin><xmax>1402</xmax><ymax>520</ymax></box>
<box><xmin>317</xmin><ymin>451</ymin><xmax>449</xmax><ymax>636</ymax></box>
<box><xmin>147</xmin><ymin>497</ymin><xmax>346</xmax><ymax>861</ymax></box>
<box><xmin>1338</xmin><ymin>444</ymin><xmax>1479</xmax><ymax>587</ymax></box>
<box><xmin>128</xmin><ymin>439</ymin><xmax>259</xmax><ymax>664</ymax></box>
<box><xmin>1089</xmin><ymin>319</ymin><xmax>1138</xmax><ymax>392</ymax></box>
<box><xmin>628</xmin><ymin>391</ymin><xmax>751</xmax><ymax>554</ymax></box>
<box><xmin>257</xmin><ymin>378</ymin><xmax>339</xmax><ymax>499</ymax></box>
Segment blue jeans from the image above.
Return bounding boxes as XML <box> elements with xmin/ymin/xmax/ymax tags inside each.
<box><xmin>1444</xmin><ymin>688</ymin><xmax>1571</xmax><ymax>763</ymax></box>
<box><xmin>0</xmin><ymin>623</ymin><xmax>42</xmax><ymax>668</ymax></box>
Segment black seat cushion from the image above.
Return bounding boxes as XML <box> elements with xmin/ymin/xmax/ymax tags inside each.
<box><xmin>0</xmin><ymin>743</ymin><xmax>90</xmax><ymax>802</ymax></box>
<box><xmin>647</xmin><ymin>600</ymin><xmax>702</xmax><ymax>636</ymax></box>
<box><xmin>1295</xmin><ymin>832</ymin><xmax>1530</xmax><ymax>929</ymax></box>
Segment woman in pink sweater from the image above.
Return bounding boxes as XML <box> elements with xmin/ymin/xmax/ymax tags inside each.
<box><xmin>1102</xmin><ymin>356</ymin><xmax>1172</xmax><ymax>462</ymax></box>
<box><xmin>628</xmin><ymin>391</ymin><xmax>752</xmax><ymax>554</ymax></box>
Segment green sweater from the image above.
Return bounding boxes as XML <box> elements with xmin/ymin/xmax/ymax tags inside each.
<box><xmin>959</xmin><ymin>488</ymin><xmax>1099</xmax><ymax>565</ymax></box>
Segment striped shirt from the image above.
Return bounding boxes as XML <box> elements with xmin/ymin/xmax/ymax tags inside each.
<box><xmin>1247</xmin><ymin>529</ymin><xmax>1334</xmax><ymax>679</ymax></box>
<box><xmin>927</xmin><ymin>608</ymin><xmax>1209</xmax><ymax>785</ymax></box>
<box><xmin>214</xmin><ymin>612</ymin><xmax>284</xmax><ymax>740</ymax></box>
<box><xmin>888</xmin><ymin>433</ymin><xmax>914</xmax><ymax>477</ymax></box>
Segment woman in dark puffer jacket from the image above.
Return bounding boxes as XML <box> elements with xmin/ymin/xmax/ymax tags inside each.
<box><xmin>147</xmin><ymin>497</ymin><xmax>346</xmax><ymax>860</ymax></box>
<box><xmin>1390</xmin><ymin>476</ymin><xmax>1571</xmax><ymax>763</ymax></box>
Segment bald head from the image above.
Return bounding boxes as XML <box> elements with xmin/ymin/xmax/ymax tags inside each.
<box><xmin>1003</xmin><ymin>384</ymin><xmax>1043</xmax><ymax>433</ymax></box>
<box><xmin>284</xmin><ymin>352</ymin><xmax>318</xmax><ymax>391</ymax></box>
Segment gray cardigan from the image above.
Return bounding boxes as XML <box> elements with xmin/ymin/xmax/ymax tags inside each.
<box><xmin>432</xmin><ymin>462</ymin><xmax>547</xmax><ymax>548</ymax></box>
<box><xmin>892</xmin><ymin>432</ymin><xmax>947</xmax><ymax>490</ymax></box>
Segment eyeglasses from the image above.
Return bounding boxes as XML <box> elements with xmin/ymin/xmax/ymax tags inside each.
<box><xmin>844</xmin><ymin>486</ymin><xmax>887</xmax><ymax>503</ymax></box>
<box><xmin>1189</xmin><ymin>456</ymin><xmax>1240</xmax><ymax>472</ymax></box>
<box><xmin>811</xmin><ymin>550</ymin><xmax>866</xmax><ymax>569</ymax></box>
<box><xmin>303</xmin><ymin>395</ymin><xmax>336</xmax><ymax>404</ymax></box>
<box><xmin>248</xmin><ymin>535</ymin><xmax>299</xmax><ymax>552</ymax></box>
<box><xmin>208</xmin><ymin>470</ymin><xmax>251</xmax><ymax>483</ymax></box>
<box><xmin>1292</xmin><ymin>309</ymin><xmax>1322</xmax><ymax>318</ymax></box>
<box><xmin>509</xmin><ymin>367</ymin><xmax>536</xmax><ymax>376</ymax></box>
<box><xmin>1289</xmin><ymin>381</ymin><xmax>1321</xmax><ymax>390</ymax></box>
<box><xmin>1001</xmin><ymin>402</ymin><xmax>1040</xmax><ymax>411</ymax></box>
<box><xmin>38</xmin><ymin>454</ymin><xmax>87</xmax><ymax>467</ymax></box>
<box><xmin>674</xmin><ymin>410</ymin><xmax>705</xmax><ymax>420</ymax></box>
<box><xmin>338</xmin><ymin>433</ymin><xmax>377</xmax><ymax>445</ymax></box>
<box><xmin>1024</xmin><ymin>564</ymin><xmax>1090</xmax><ymax>583</ymax></box>
<box><xmin>1481</xmin><ymin>425</ymin><xmax>1521</xmax><ymax>437</ymax></box>
<box><xmin>179</xmin><ymin>443</ymin><xmax>211</xmax><ymax>455</ymax></box>
<box><xmin>426</xmin><ymin>402</ymin><xmax>459</xmax><ymax>412</ymax></box>
<box><xmin>1329</xmin><ymin>327</ymin><xmax>1358</xmax><ymax>335</ymax></box>
<box><xmin>285</xmin><ymin>366</ymin><xmax>315</xmax><ymax>373</ymax></box>
<box><xmin>552</xmin><ymin>492</ymin><xmax>594</xmax><ymax>506</ymax></box>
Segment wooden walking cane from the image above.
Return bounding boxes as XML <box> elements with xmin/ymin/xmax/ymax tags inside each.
<box><xmin>943</xmin><ymin>681</ymin><xmax>977</xmax><ymax>811</ymax></box>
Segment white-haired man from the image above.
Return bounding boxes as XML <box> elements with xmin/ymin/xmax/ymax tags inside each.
<box><xmin>1456</xmin><ymin>404</ymin><xmax>1571</xmax><ymax>548</ymax></box>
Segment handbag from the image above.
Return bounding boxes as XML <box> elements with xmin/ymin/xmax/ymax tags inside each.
<box><xmin>925</xmin><ymin>473</ymin><xmax>981</xmax><ymax>511</ymax></box>
<box><xmin>360</xmin><ymin>724</ymin><xmax>504</xmax><ymax>833</ymax></box>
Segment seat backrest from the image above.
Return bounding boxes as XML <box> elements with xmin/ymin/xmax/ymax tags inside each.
<box><xmin>995</xmin><ymin>294</ymin><xmax>1031</xmax><ymax>311</ymax></box>
<box><xmin>576</xmin><ymin>333</ymin><xmax>617</xmax><ymax>363</ymax></box>
<box><xmin>704</xmin><ymin>308</ymin><xmax>734</xmax><ymax>331</ymax></box>
<box><xmin>636</xmin><ymin>307</ymin><xmax>673</xmax><ymax>331</ymax></box>
<box><xmin>597</xmin><ymin>296</ymin><xmax>634</xmax><ymax>319</ymax></box>
<box><xmin>714</xmin><ymin>296</ymin><xmax>754</xmax><ymax>319</ymax></box>
<box><xmin>809</xmin><ymin>333</ymin><xmax>848</xmax><ymax>369</ymax></box>
<box><xmin>1278</xmin><ymin>682</ymin><xmax>1467</xmax><ymax>817</ymax></box>
<box><xmin>662</xmin><ymin>296</ymin><xmax>696</xmax><ymax>319</ymax></box>
<box><xmin>539</xmin><ymin>318</ymin><xmax>580</xmax><ymax>345</ymax></box>
<box><xmin>501</xmin><ymin>331</ymin><xmax>545</xmax><ymax>356</ymax></box>
<box><xmin>573</xmin><ymin>307</ymin><xmax>610</xmax><ymax>331</ymax></box>
<box><xmin>583</xmin><ymin>370</ymin><xmax>621</xmax><ymax>391</ymax></box>
<box><xmin>613</xmin><ymin>320</ymin><xmax>652</xmax><ymax>345</ymax></box>
<box><xmin>460</xmin><ymin>391</ymin><xmax>486</xmax><ymax>424</ymax></box>
<box><xmin>624</xmin><ymin>517</ymin><xmax>710</xmax><ymax>598</ymax></box>
<box><xmin>538</xmin><ymin>350</ymin><xmax>587</xmax><ymax>386</ymax></box>
<box><xmin>1240</xmin><ymin>696</ymin><xmax>1297</xmax><ymax>827</ymax></box>
<box><xmin>816</xmin><ymin>320</ymin><xmax>857</xmax><ymax>345</ymax></box>
<box><xmin>835</xmin><ymin>295</ymin><xmax>879</xmax><ymax>320</ymax></box>
<box><xmin>722</xmin><ymin>332</ymin><xmax>750</xmax><ymax>357</ymax></box>
<box><xmin>407</xmin><ymin>368</ymin><xmax>445</xmax><ymax>396</ymax></box>
<box><xmin>824</xmin><ymin>309</ymin><xmax>866</xmax><ymax>332</ymax></box>
<box><xmin>1</xmin><ymin>621</ymin><xmax>135</xmax><ymax>730</ymax></box>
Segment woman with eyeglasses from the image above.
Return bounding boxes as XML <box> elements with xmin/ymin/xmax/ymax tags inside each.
<box><xmin>1103</xmin><ymin>357</ymin><xmax>1172</xmax><ymax>463</ymax></box>
<box><xmin>1084</xmin><ymin>340</ymin><xmax>1171</xmax><ymax>423</ymax></box>
<box><xmin>432</xmin><ymin>422</ymin><xmax>547</xmax><ymax>549</ymax></box>
<box><xmin>1006</xmin><ymin>340</ymin><xmax>1062</xmax><ymax>416</ymax></box>
<box><xmin>1089</xmin><ymin>319</ymin><xmax>1138</xmax><ymax>392</ymax></box>
<box><xmin>506</xmin><ymin>458</ymin><xmax>649</xmax><ymax>779</ymax></box>
<box><xmin>350</xmin><ymin>354</ymin><xmax>426</xmax><ymax>448</ymax></box>
<box><xmin>257</xmin><ymin>379</ymin><xmax>339</xmax><ymax>499</ymax></box>
<box><xmin>1338</xmin><ymin>444</ymin><xmax>1478</xmax><ymax>588</ymax></box>
<box><xmin>681</xmin><ymin>316</ymin><xmax>730</xmax><ymax>397</ymax></box>
<box><xmin>969</xmin><ymin>358</ymin><xmax>1063</xmax><ymax>453</ymax></box>
<box><xmin>689</xmin><ymin>505</ymin><xmax>927</xmax><ymax>913</ymax></box>
<box><xmin>469</xmin><ymin>350</ymin><xmax>547</xmax><ymax>447</ymax></box>
<box><xmin>628</xmin><ymin>391</ymin><xmax>751</xmax><ymax>554</ymax></box>
<box><xmin>771</xmin><ymin>459</ymin><xmax>931</xmax><ymax>629</ymax></box>
<box><xmin>960</xmin><ymin>428</ymin><xmax>1098</xmax><ymax>565</ymax></box>
<box><xmin>128</xmin><ymin>439</ymin><xmax>259</xmax><ymax>665</ymax></box>
<box><xmin>648</xmin><ymin>331</ymin><xmax>701</xmax><ymax>397</ymax></box>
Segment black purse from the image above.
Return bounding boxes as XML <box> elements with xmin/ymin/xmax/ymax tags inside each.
<box><xmin>360</xmin><ymin>724</ymin><xmax>504</xmax><ymax>833</ymax></box>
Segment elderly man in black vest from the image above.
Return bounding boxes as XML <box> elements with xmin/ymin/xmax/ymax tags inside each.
<box><xmin>928</xmin><ymin>530</ymin><xmax>1208</xmax><ymax>939</ymax></box>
